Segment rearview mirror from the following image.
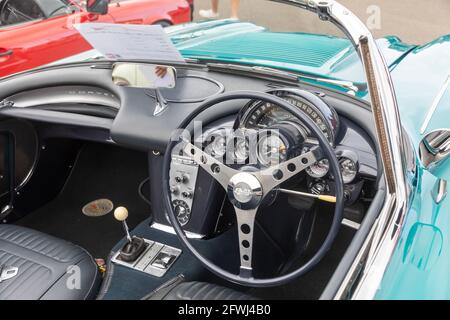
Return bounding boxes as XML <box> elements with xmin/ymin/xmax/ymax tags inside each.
<box><xmin>112</xmin><ymin>63</ymin><xmax>177</xmax><ymax>90</ymax></box>
<box><xmin>86</xmin><ymin>0</ymin><xmax>109</xmax><ymax>15</ymax></box>
<box><xmin>419</xmin><ymin>129</ymin><xmax>450</xmax><ymax>180</ymax></box>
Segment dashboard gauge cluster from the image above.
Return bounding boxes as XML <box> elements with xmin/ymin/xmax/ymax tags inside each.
<box><xmin>199</xmin><ymin>89</ymin><xmax>371</xmax><ymax>207</ymax></box>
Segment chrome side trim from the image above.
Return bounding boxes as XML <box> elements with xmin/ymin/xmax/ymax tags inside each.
<box><xmin>151</xmin><ymin>222</ymin><xmax>205</xmax><ymax>239</ymax></box>
<box><xmin>432</xmin><ymin>179</ymin><xmax>447</xmax><ymax>204</ymax></box>
<box><xmin>420</xmin><ymin>75</ymin><xmax>450</xmax><ymax>134</ymax></box>
<box><xmin>319</xmin><ymin>1</ymin><xmax>409</xmax><ymax>300</ymax></box>
<box><xmin>342</xmin><ymin>218</ymin><xmax>360</xmax><ymax>230</ymax></box>
<box><xmin>269</xmin><ymin>0</ymin><xmax>410</xmax><ymax>300</ymax></box>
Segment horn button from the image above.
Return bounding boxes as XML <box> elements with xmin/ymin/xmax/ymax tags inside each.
<box><xmin>227</xmin><ymin>172</ymin><xmax>263</xmax><ymax>210</ymax></box>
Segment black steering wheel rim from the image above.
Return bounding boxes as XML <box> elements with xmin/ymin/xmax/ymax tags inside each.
<box><xmin>162</xmin><ymin>90</ymin><xmax>344</xmax><ymax>287</ymax></box>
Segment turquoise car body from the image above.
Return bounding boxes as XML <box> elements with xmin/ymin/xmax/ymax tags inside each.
<box><xmin>169</xmin><ymin>20</ymin><xmax>415</xmax><ymax>99</ymax></box>
<box><xmin>167</xmin><ymin>20</ymin><xmax>450</xmax><ymax>299</ymax></box>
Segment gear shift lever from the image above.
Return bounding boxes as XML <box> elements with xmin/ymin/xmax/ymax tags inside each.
<box><xmin>114</xmin><ymin>207</ymin><xmax>133</xmax><ymax>243</ymax></box>
<box><xmin>114</xmin><ymin>207</ymin><xmax>147</xmax><ymax>262</ymax></box>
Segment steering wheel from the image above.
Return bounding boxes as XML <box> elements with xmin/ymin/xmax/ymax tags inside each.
<box><xmin>162</xmin><ymin>91</ymin><xmax>344</xmax><ymax>287</ymax></box>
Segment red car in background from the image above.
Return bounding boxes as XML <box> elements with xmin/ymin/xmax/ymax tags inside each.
<box><xmin>0</xmin><ymin>0</ymin><xmax>192</xmax><ymax>78</ymax></box>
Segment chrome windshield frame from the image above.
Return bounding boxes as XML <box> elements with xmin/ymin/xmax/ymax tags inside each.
<box><xmin>269</xmin><ymin>0</ymin><xmax>410</xmax><ymax>299</ymax></box>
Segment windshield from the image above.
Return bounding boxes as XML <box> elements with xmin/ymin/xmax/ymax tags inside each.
<box><xmin>36</xmin><ymin>0</ymin><xmax>77</xmax><ymax>17</ymax></box>
<box><xmin>3</xmin><ymin>0</ymin><xmax>380</xmax><ymax>97</ymax></box>
<box><xmin>56</xmin><ymin>1</ymin><xmax>373</xmax><ymax>96</ymax></box>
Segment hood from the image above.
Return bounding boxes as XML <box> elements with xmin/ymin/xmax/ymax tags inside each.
<box><xmin>167</xmin><ymin>20</ymin><xmax>416</xmax><ymax>96</ymax></box>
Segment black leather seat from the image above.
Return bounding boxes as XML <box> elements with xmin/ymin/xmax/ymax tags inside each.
<box><xmin>0</xmin><ymin>224</ymin><xmax>101</xmax><ymax>300</ymax></box>
<box><xmin>143</xmin><ymin>275</ymin><xmax>255</xmax><ymax>300</ymax></box>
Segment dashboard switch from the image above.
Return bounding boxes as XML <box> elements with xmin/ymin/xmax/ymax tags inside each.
<box><xmin>182</xmin><ymin>191</ymin><xmax>193</xmax><ymax>199</ymax></box>
<box><xmin>175</xmin><ymin>174</ymin><xmax>189</xmax><ymax>183</ymax></box>
<box><xmin>152</xmin><ymin>252</ymin><xmax>176</xmax><ymax>270</ymax></box>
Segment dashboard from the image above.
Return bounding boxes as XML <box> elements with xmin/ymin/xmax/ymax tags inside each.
<box><xmin>0</xmin><ymin>63</ymin><xmax>379</xmax><ymax>235</ymax></box>
<box><xmin>168</xmin><ymin>88</ymin><xmax>377</xmax><ymax>230</ymax></box>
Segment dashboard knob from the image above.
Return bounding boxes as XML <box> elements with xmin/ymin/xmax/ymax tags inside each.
<box><xmin>182</xmin><ymin>191</ymin><xmax>193</xmax><ymax>199</ymax></box>
<box><xmin>311</xmin><ymin>182</ymin><xmax>326</xmax><ymax>195</ymax></box>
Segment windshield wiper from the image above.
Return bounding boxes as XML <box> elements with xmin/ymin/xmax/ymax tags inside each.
<box><xmin>205</xmin><ymin>62</ymin><xmax>365</xmax><ymax>94</ymax></box>
<box><xmin>206</xmin><ymin>62</ymin><xmax>298</xmax><ymax>81</ymax></box>
<box><xmin>298</xmin><ymin>74</ymin><xmax>364</xmax><ymax>93</ymax></box>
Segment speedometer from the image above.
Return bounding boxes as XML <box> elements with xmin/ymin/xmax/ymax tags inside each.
<box><xmin>240</xmin><ymin>89</ymin><xmax>339</xmax><ymax>145</ymax></box>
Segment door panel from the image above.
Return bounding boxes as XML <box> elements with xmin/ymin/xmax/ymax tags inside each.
<box><xmin>0</xmin><ymin>120</ymin><xmax>38</xmax><ymax>199</ymax></box>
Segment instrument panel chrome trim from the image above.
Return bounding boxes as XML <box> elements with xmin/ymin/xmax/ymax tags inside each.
<box><xmin>151</xmin><ymin>222</ymin><xmax>205</xmax><ymax>239</ymax></box>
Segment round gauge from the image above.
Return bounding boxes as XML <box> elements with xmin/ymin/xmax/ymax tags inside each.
<box><xmin>233</xmin><ymin>137</ymin><xmax>249</xmax><ymax>162</ymax></box>
<box><xmin>306</xmin><ymin>158</ymin><xmax>330</xmax><ymax>179</ymax></box>
<box><xmin>173</xmin><ymin>200</ymin><xmax>191</xmax><ymax>226</ymax></box>
<box><xmin>257</xmin><ymin>134</ymin><xmax>288</xmax><ymax>166</ymax></box>
<box><xmin>240</xmin><ymin>90</ymin><xmax>339</xmax><ymax>145</ymax></box>
<box><xmin>207</xmin><ymin>134</ymin><xmax>227</xmax><ymax>157</ymax></box>
<box><xmin>340</xmin><ymin>158</ymin><xmax>358</xmax><ymax>184</ymax></box>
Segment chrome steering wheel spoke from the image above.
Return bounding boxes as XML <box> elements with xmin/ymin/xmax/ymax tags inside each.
<box><xmin>233</xmin><ymin>206</ymin><xmax>258</xmax><ymax>279</ymax></box>
<box><xmin>182</xmin><ymin>141</ymin><xmax>238</xmax><ymax>190</ymax></box>
<box><xmin>255</xmin><ymin>147</ymin><xmax>322</xmax><ymax>194</ymax></box>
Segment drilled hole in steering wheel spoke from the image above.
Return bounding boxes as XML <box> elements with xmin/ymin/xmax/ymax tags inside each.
<box><xmin>241</xmin><ymin>224</ymin><xmax>251</xmax><ymax>234</ymax></box>
<box><xmin>273</xmin><ymin>169</ymin><xmax>283</xmax><ymax>180</ymax></box>
<box><xmin>287</xmin><ymin>163</ymin><xmax>296</xmax><ymax>172</ymax></box>
<box><xmin>211</xmin><ymin>163</ymin><xmax>220</xmax><ymax>174</ymax></box>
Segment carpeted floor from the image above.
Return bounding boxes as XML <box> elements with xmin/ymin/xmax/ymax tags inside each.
<box><xmin>17</xmin><ymin>143</ymin><xmax>151</xmax><ymax>258</ymax></box>
<box><xmin>249</xmin><ymin>208</ymin><xmax>356</xmax><ymax>300</ymax></box>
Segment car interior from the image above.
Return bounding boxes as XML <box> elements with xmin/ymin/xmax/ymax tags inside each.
<box><xmin>0</xmin><ymin>60</ymin><xmax>382</xmax><ymax>300</ymax></box>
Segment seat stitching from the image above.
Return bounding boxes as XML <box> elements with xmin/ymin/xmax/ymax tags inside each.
<box><xmin>0</xmin><ymin>237</ymin><xmax>75</xmax><ymax>263</ymax></box>
<box><xmin>192</xmin><ymin>283</ymin><xmax>210</xmax><ymax>300</ymax></box>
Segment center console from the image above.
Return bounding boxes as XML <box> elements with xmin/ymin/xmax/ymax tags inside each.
<box><xmin>110</xmin><ymin>207</ymin><xmax>182</xmax><ymax>277</ymax></box>
<box><xmin>112</xmin><ymin>239</ymin><xmax>181</xmax><ymax>277</ymax></box>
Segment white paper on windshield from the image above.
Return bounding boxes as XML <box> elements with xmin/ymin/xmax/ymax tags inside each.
<box><xmin>75</xmin><ymin>23</ymin><xmax>185</xmax><ymax>63</ymax></box>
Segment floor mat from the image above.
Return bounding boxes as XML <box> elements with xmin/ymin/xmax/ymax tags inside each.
<box><xmin>249</xmin><ymin>209</ymin><xmax>356</xmax><ymax>300</ymax></box>
<box><xmin>17</xmin><ymin>143</ymin><xmax>151</xmax><ymax>258</ymax></box>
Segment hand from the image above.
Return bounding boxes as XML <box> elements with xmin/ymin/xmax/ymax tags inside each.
<box><xmin>155</xmin><ymin>66</ymin><xmax>168</xmax><ymax>78</ymax></box>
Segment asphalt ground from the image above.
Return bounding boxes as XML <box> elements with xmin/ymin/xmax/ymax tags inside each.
<box><xmin>192</xmin><ymin>0</ymin><xmax>450</xmax><ymax>45</ymax></box>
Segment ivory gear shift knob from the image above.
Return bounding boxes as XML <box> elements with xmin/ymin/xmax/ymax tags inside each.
<box><xmin>114</xmin><ymin>206</ymin><xmax>129</xmax><ymax>221</ymax></box>
<box><xmin>114</xmin><ymin>206</ymin><xmax>132</xmax><ymax>243</ymax></box>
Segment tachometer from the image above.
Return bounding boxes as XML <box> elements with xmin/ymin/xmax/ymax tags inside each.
<box><xmin>240</xmin><ymin>89</ymin><xmax>339</xmax><ymax>145</ymax></box>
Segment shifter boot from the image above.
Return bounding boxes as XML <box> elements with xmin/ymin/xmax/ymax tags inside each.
<box><xmin>118</xmin><ymin>237</ymin><xmax>147</xmax><ymax>262</ymax></box>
